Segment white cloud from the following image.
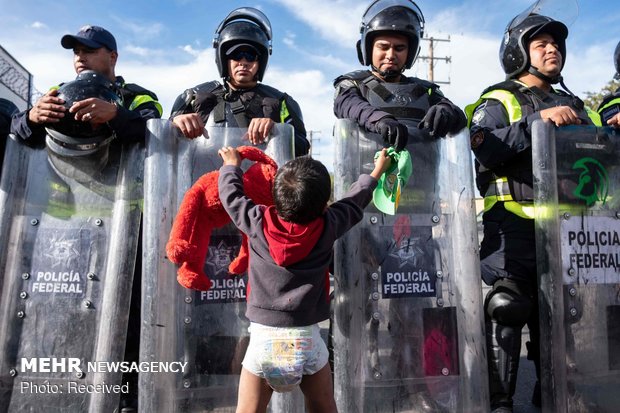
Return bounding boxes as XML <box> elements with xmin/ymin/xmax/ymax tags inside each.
<box><xmin>283</xmin><ymin>31</ymin><xmax>296</xmax><ymax>48</ymax></box>
<box><xmin>0</xmin><ymin>28</ymin><xmax>76</xmax><ymax>93</ymax></box>
<box><xmin>263</xmin><ymin>66</ymin><xmax>336</xmax><ymax>166</ymax></box>
<box><xmin>109</xmin><ymin>15</ymin><xmax>166</xmax><ymax>42</ymax></box>
<box><xmin>563</xmin><ymin>41</ymin><xmax>617</xmax><ymax>98</ymax></box>
<box><xmin>31</xmin><ymin>22</ymin><xmax>48</xmax><ymax>30</ymax></box>
<box><xmin>417</xmin><ymin>33</ymin><xmax>504</xmax><ymax>110</ymax></box>
<box><xmin>118</xmin><ymin>47</ymin><xmax>217</xmax><ymax>117</ymax></box>
<box><xmin>271</xmin><ymin>0</ymin><xmax>365</xmax><ymax>48</ymax></box>
<box><xmin>180</xmin><ymin>44</ymin><xmax>201</xmax><ymax>57</ymax></box>
<box><xmin>124</xmin><ymin>45</ymin><xmax>157</xmax><ymax>58</ymax></box>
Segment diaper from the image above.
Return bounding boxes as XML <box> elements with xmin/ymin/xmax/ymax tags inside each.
<box><xmin>242</xmin><ymin>322</ymin><xmax>328</xmax><ymax>392</ymax></box>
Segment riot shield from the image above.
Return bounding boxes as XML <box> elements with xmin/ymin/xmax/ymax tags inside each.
<box><xmin>532</xmin><ymin>121</ymin><xmax>620</xmax><ymax>412</ymax></box>
<box><xmin>332</xmin><ymin>119</ymin><xmax>488</xmax><ymax>412</ymax></box>
<box><xmin>141</xmin><ymin>121</ymin><xmax>303</xmax><ymax>412</ymax></box>
<box><xmin>0</xmin><ymin>135</ymin><xmax>143</xmax><ymax>412</ymax></box>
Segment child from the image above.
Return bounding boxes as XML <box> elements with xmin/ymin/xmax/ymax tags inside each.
<box><xmin>218</xmin><ymin>147</ymin><xmax>391</xmax><ymax>413</ymax></box>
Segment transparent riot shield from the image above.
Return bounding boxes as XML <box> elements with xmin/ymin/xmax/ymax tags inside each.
<box><xmin>141</xmin><ymin>121</ymin><xmax>303</xmax><ymax>412</ymax></box>
<box><xmin>532</xmin><ymin>121</ymin><xmax>620</xmax><ymax>412</ymax></box>
<box><xmin>0</xmin><ymin>135</ymin><xmax>143</xmax><ymax>412</ymax></box>
<box><xmin>332</xmin><ymin>119</ymin><xmax>488</xmax><ymax>412</ymax></box>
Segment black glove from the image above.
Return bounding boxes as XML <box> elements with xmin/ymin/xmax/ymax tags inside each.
<box><xmin>375</xmin><ymin>117</ymin><xmax>408</xmax><ymax>151</ymax></box>
<box><xmin>419</xmin><ymin>104</ymin><xmax>464</xmax><ymax>138</ymax></box>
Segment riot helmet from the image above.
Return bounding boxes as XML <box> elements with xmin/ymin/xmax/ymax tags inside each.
<box><xmin>45</xmin><ymin>70</ymin><xmax>122</xmax><ymax>157</ymax></box>
<box><xmin>213</xmin><ymin>7</ymin><xmax>272</xmax><ymax>82</ymax></box>
<box><xmin>500</xmin><ymin>13</ymin><xmax>568</xmax><ymax>83</ymax></box>
<box><xmin>614</xmin><ymin>40</ymin><xmax>620</xmax><ymax>79</ymax></box>
<box><xmin>357</xmin><ymin>0</ymin><xmax>425</xmax><ymax>73</ymax></box>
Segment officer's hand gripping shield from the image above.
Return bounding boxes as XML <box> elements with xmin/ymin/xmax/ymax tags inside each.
<box><xmin>0</xmin><ymin>134</ymin><xmax>143</xmax><ymax>412</ymax></box>
<box><xmin>332</xmin><ymin>119</ymin><xmax>488</xmax><ymax>412</ymax></box>
<box><xmin>141</xmin><ymin>120</ymin><xmax>304</xmax><ymax>412</ymax></box>
<box><xmin>532</xmin><ymin>121</ymin><xmax>620</xmax><ymax>412</ymax></box>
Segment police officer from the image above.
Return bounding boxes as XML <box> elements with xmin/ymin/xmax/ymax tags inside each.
<box><xmin>466</xmin><ymin>13</ymin><xmax>600</xmax><ymax>413</ymax></box>
<box><xmin>10</xmin><ymin>26</ymin><xmax>162</xmax><ymax>413</ymax></box>
<box><xmin>333</xmin><ymin>2</ymin><xmax>464</xmax><ymax>412</ymax></box>
<box><xmin>598</xmin><ymin>40</ymin><xmax>620</xmax><ymax>127</ymax></box>
<box><xmin>11</xmin><ymin>25</ymin><xmax>162</xmax><ymax>145</ymax></box>
<box><xmin>333</xmin><ymin>0</ymin><xmax>465</xmax><ymax>150</ymax></box>
<box><xmin>170</xmin><ymin>7</ymin><xmax>309</xmax><ymax>157</ymax></box>
<box><xmin>0</xmin><ymin>98</ymin><xmax>19</xmax><ymax>173</ymax></box>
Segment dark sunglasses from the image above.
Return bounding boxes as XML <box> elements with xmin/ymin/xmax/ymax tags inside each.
<box><xmin>229</xmin><ymin>50</ymin><xmax>259</xmax><ymax>62</ymax></box>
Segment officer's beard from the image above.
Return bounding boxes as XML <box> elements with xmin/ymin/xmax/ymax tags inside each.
<box><xmin>372</xmin><ymin>64</ymin><xmax>402</xmax><ymax>82</ymax></box>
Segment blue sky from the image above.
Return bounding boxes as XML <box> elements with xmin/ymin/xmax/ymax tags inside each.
<box><xmin>1</xmin><ymin>0</ymin><xmax>619</xmax><ymax>167</ymax></box>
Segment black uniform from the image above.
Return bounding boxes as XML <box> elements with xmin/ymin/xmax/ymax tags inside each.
<box><xmin>11</xmin><ymin>76</ymin><xmax>160</xmax><ymax>412</ymax></box>
<box><xmin>10</xmin><ymin>76</ymin><xmax>162</xmax><ymax>145</ymax></box>
<box><xmin>333</xmin><ymin>70</ymin><xmax>465</xmax><ymax>413</ymax></box>
<box><xmin>333</xmin><ymin>70</ymin><xmax>465</xmax><ymax>136</ymax></box>
<box><xmin>170</xmin><ymin>81</ymin><xmax>309</xmax><ymax>157</ymax></box>
<box><xmin>468</xmin><ymin>79</ymin><xmax>594</xmax><ymax>410</ymax></box>
<box><xmin>470</xmin><ymin>80</ymin><xmax>593</xmax><ymax>282</ymax></box>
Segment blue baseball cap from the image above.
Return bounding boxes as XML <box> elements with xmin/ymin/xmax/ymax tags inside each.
<box><xmin>61</xmin><ymin>25</ymin><xmax>117</xmax><ymax>52</ymax></box>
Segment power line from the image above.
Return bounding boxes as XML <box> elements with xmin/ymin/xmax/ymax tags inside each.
<box><xmin>418</xmin><ymin>36</ymin><xmax>451</xmax><ymax>85</ymax></box>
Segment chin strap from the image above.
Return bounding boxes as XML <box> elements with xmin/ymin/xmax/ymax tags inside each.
<box><xmin>528</xmin><ymin>66</ymin><xmax>584</xmax><ymax>110</ymax></box>
<box><xmin>558</xmin><ymin>77</ymin><xmax>584</xmax><ymax>110</ymax></box>
<box><xmin>528</xmin><ymin>65</ymin><xmax>561</xmax><ymax>85</ymax></box>
<box><xmin>371</xmin><ymin>65</ymin><xmax>403</xmax><ymax>82</ymax></box>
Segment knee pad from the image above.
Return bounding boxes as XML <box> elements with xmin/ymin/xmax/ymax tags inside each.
<box><xmin>485</xmin><ymin>288</ymin><xmax>533</xmax><ymax>326</ymax></box>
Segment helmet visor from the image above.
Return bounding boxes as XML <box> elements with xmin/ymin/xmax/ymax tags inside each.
<box><xmin>361</xmin><ymin>0</ymin><xmax>424</xmax><ymax>30</ymax></box>
<box><xmin>508</xmin><ymin>0</ymin><xmax>578</xmax><ymax>32</ymax></box>
<box><xmin>219</xmin><ymin>7</ymin><xmax>272</xmax><ymax>41</ymax></box>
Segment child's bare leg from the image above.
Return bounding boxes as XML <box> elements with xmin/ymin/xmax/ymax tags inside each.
<box><xmin>236</xmin><ymin>367</ymin><xmax>273</xmax><ymax>413</ymax></box>
<box><xmin>299</xmin><ymin>363</ymin><xmax>338</xmax><ymax>413</ymax></box>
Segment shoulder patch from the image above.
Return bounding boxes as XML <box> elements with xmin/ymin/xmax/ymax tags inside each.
<box><xmin>470</xmin><ymin>129</ymin><xmax>485</xmax><ymax>149</ymax></box>
<box><xmin>471</xmin><ymin>102</ymin><xmax>487</xmax><ymax>125</ymax></box>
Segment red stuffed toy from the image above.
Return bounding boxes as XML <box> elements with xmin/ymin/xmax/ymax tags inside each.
<box><xmin>166</xmin><ymin>146</ymin><xmax>278</xmax><ymax>291</ymax></box>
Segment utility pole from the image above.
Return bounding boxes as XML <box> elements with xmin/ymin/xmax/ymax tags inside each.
<box><xmin>418</xmin><ymin>36</ymin><xmax>451</xmax><ymax>85</ymax></box>
<box><xmin>308</xmin><ymin>130</ymin><xmax>321</xmax><ymax>157</ymax></box>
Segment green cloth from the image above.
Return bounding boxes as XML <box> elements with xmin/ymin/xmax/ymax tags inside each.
<box><xmin>372</xmin><ymin>147</ymin><xmax>413</xmax><ymax>215</ymax></box>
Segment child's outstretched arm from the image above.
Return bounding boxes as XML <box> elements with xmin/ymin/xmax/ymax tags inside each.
<box><xmin>218</xmin><ymin>146</ymin><xmax>242</xmax><ymax>167</ymax></box>
<box><xmin>370</xmin><ymin>148</ymin><xmax>392</xmax><ymax>180</ymax></box>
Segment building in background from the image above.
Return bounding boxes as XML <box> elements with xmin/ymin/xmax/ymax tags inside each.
<box><xmin>0</xmin><ymin>44</ymin><xmax>34</xmax><ymax>111</ymax></box>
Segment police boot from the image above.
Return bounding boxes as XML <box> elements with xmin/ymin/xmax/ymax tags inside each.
<box><xmin>487</xmin><ymin>318</ymin><xmax>522</xmax><ymax>412</ymax></box>
<box><xmin>526</xmin><ymin>340</ymin><xmax>541</xmax><ymax>407</ymax></box>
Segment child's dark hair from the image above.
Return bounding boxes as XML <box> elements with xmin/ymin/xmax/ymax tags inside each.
<box><xmin>273</xmin><ymin>156</ymin><xmax>331</xmax><ymax>224</ymax></box>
